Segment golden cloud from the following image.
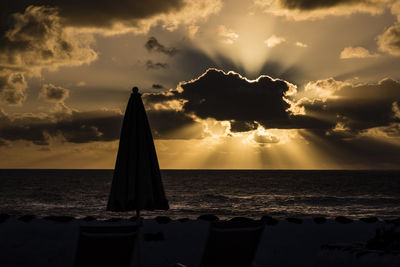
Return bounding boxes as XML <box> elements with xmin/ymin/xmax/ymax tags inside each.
<box><xmin>340</xmin><ymin>46</ymin><xmax>379</xmax><ymax>59</ymax></box>
<box><xmin>0</xmin><ymin>72</ymin><xmax>27</xmax><ymax>105</ymax></box>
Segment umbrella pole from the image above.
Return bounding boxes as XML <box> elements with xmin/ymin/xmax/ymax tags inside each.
<box><xmin>136</xmin><ymin>209</ymin><xmax>140</xmax><ymax>219</ymax></box>
<box><xmin>135</xmin><ymin>209</ymin><xmax>141</xmax><ymax>267</ymax></box>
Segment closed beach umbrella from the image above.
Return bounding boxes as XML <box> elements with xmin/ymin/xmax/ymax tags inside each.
<box><xmin>107</xmin><ymin>87</ymin><xmax>169</xmax><ymax>217</ymax></box>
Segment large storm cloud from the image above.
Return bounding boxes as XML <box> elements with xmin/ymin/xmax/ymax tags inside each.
<box><xmin>142</xmin><ymin>68</ymin><xmax>400</xmax><ymax>139</ymax></box>
<box><xmin>146</xmin><ymin>68</ymin><xmax>331</xmax><ymax>131</ymax></box>
<box><xmin>179</xmin><ymin>68</ymin><xmax>293</xmax><ymax>123</ymax></box>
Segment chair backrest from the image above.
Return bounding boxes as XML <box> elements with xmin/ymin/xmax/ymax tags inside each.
<box><xmin>200</xmin><ymin>220</ymin><xmax>265</xmax><ymax>267</ymax></box>
<box><xmin>74</xmin><ymin>225</ymin><xmax>138</xmax><ymax>267</ymax></box>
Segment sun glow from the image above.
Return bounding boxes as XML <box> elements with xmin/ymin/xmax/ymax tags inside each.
<box><xmin>191</xmin><ymin>6</ymin><xmax>285</xmax><ymax>77</ymax></box>
<box><xmin>154</xmin><ymin>119</ymin><xmax>342</xmax><ymax>169</ymax></box>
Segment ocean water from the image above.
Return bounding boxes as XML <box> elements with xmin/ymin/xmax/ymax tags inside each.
<box><xmin>0</xmin><ymin>169</ymin><xmax>399</xmax><ymax>220</ymax></box>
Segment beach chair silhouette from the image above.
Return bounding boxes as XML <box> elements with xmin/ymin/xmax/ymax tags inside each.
<box><xmin>74</xmin><ymin>225</ymin><xmax>138</xmax><ymax>267</ymax></box>
<box><xmin>200</xmin><ymin>218</ymin><xmax>265</xmax><ymax>267</ymax></box>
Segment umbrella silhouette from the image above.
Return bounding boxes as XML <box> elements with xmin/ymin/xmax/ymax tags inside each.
<box><xmin>107</xmin><ymin>87</ymin><xmax>169</xmax><ymax>218</ymax></box>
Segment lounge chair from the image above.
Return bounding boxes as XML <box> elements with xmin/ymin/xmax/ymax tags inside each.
<box><xmin>200</xmin><ymin>218</ymin><xmax>265</xmax><ymax>267</ymax></box>
<box><xmin>74</xmin><ymin>225</ymin><xmax>138</xmax><ymax>267</ymax></box>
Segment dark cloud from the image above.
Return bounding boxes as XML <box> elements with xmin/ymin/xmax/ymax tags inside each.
<box><xmin>175</xmin><ymin>68</ymin><xmax>327</xmax><ymax>130</ymax></box>
<box><xmin>0</xmin><ymin>6</ymin><xmax>97</xmax><ymax>70</ymax></box>
<box><xmin>0</xmin><ymin>0</ymin><xmax>185</xmax><ymax>30</ymax></box>
<box><xmin>0</xmin><ymin>109</ymin><xmax>123</xmax><ymax>145</ymax></box>
<box><xmin>0</xmin><ymin>0</ymin><xmax>222</xmax><ymax>43</ymax></box>
<box><xmin>0</xmin><ymin>6</ymin><xmax>97</xmax><ymax>105</ymax></box>
<box><xmin>59</xmin><ymin>0</ymin><xmax>185</xmax><ymax>28</ymax></box>
<box><xmin>179</xmin><ymin>68</ymin><xmax>292</xmax><ymax>123</ymax></box>
<box><xmin>152</xmin><ymin>84</ymin><xmax>165</xmax><ymax>89</ymax></box>
<box><xmin>255</xmin><ymin>0</ymin><xmax>388</xmax><ymax>20</ymax></box>
<box><xmin>0</xmin><ymin>105</ymin><xmax>203</xmax><ymax>144</ymax></box>
<box><xmin>284</xmin><ymin>77</ymin><xmax>400</xmax><ymax>167</ymax></box>
<box><xmin>299</xmin><ymin>78</ymin><xmax>400</xmax><ymax>131</ymax></box>
<box><xmin>230</xmin><ymin>120</ymin><xmax>258</xmax><ymax>132</ymax></box>
<box><xmin>145</xmin><ymin>37</ymin><xmax>178</xmax><ymax>56</ymax></box>
<box><xmin>146</xmin><ymin>60</ymin><xmax>169</xmax><ymax>70</ymax></box>
<box><xmin>39</xmin><ymin>84</ymin><xmax>69</xmax><ymax>102</ymax></box>
<box><xmin>280</xmin><ymin>0</ymin><xmax>368</xmax><ymax>10</ymax></box>
<box><xmin>142</xmin><ymin>68</ymin><xmax>334</xmax><ymax>131</ymax></box>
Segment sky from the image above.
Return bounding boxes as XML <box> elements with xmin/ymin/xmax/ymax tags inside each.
<box><xmin>0</xmin><ymin>0</ymin><xmax>400</xmax><ymax>169</ymax></box>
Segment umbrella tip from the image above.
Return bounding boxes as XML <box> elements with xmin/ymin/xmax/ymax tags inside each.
<box><xmin>132</xmin><ymin>87</ymin><xmax>139</xmax><ymax>94</ymax></box>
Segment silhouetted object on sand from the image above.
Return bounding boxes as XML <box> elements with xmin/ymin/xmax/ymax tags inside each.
<box><xmin>201</xmin><ymin>220</ymin><xmax>264</xmax><ymax>267</ymax></box>
<box><xmin>107</xmin><ymin>87</ymin><xmax>169</xmax><ymax>217</ymax></box>
<box><xmin>260</xmin><ymin>215</ymin><xmax>278</xmax><ymax>225</ymax></box>
<box><xmin>366</xmin><ymin>226</ymin><xmax>400</xmax><ymax>251</ymax></box>
<box><xmin>154</xmin><ymin>215</ymin><xmax>172</xmax><ymax>224</ymax></box>
<box><xmin>43</xmin><ymin>215</ymin><xmax>75</xmax><ymax>222</ymax></box>
<box><xmin>144</xmin><ymin>232</ymin><xmax>164</xmax><ymax>241</ymax></box>
<box><xmin>74</xmin><ymin>225</ymin><xmax>138</xmax><ymax>267</ymax></box>
<box><xmin>386</xmin><ymin>218</ymin><xmax>400</xmax><ymax>226</ymax></box>
<box><xmin>313</xmin><ymin>217</ymin><xmax>327</xmax><ymax>224</ymax></box>
<box><xmin>105</xmin><ymin>217</ymin><xmax>123</xmax><ymax>222</ymax></box>
<box><xmin>178</xmin><ymin>218</ymin><xmax>190</xmax><ymax>223</ymax></box>
<box><xmin>82</xmin><ymin>216</ymin><xmax>96</xmax><ymax>221</ymax></box>
<box><xmin>18</xmin><ymin>214</ymin><xmax>36</xmax><ymax>222</ymax></box>
<box><xmin>335</xmin><ymin>216</ymin><xmax>353</xmax><ymax>224</ymax></box>
<box><xmin>0</xmin><ymin>213</ymin><xmax>10</xmax><ymax>223</ymax></box>
<box><xmin>198</xmin><ymin>214</ymin><xmax>219</xmax><ymax>222</ymax></box>
<box><xmin>360</xmin><ymin>217</ymin><xmax>379</xmax><ymax>223</ymax></box>
<box><xmin>286</xmin><ymin>217</ymin><xmax>303</xmax><ymax>224</ymax></box>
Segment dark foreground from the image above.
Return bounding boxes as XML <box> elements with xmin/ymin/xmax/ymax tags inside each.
<box><xmin>0</xmin><ymin>214</ymin><xmax>399</xmax><ymax>267</ymax></box>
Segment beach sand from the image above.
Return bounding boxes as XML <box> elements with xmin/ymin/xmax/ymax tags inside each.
<box><xmin>0</xmin><ymin>215</ymin><xmax>398</xmax><ymax>267</ymax></box>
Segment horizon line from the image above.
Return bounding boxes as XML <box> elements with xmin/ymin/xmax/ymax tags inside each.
<box><xmin>0</xmin><ymin>168</ymin><xmax>399</xmax><ymax>171</ymax></box>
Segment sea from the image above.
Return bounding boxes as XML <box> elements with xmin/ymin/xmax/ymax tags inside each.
<box><xmin>0</xmin><ymin>169</ymin><xmax>399</xmax><ymax>220</ymax></box>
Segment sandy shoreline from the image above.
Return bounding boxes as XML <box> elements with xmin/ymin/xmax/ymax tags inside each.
<box><xmin>0</xmin><ymin>215</ymin><xmax>399</xmax><ymax>267</ymax></box>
